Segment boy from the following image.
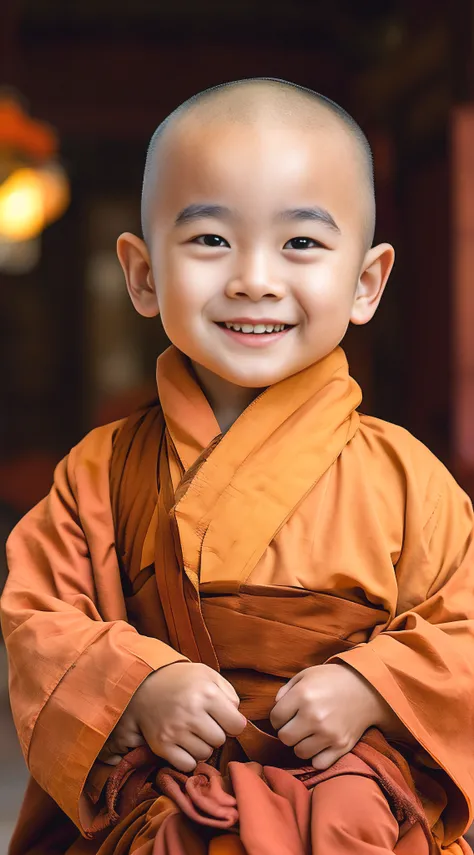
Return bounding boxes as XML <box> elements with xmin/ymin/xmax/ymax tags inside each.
<box><xmin>2</xmin><ymin>78</ymin><xmax>474</xmax><ymax>854</ymax></box>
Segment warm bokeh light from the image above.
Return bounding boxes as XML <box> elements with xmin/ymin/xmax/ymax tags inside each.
<box><xmin>38</xmin><ymin>164</ymin><xmax>70</xmax><ymax>224</ymax></box>
<box><xmin>0</xmin><ymin>168</ymin><xmax>44</xmax><ymax>241</ymax></box>
<box><xmin>0</xmin><ymin>164</ymin><xmax>70</xmax><ymax>241</ymax></box>
<box><xmin>0</xmin><ymin>94</ymin><xmax>70</xmax><ymax>265</ymax></box>
<box><xmin>0</xmin><ymin>97</ymin><xmax>57</xmax><ymax>161</ymax></box>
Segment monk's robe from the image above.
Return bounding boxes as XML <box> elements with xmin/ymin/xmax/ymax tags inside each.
<box><xmin>75</xmin><ymin>731</ymin><xmax>435</xmax><ymax>854</ymax></box>
<box><xmin>2</xmin><ymin>345</ymin><xmax>474</xmax><ymax>854</ymax></box>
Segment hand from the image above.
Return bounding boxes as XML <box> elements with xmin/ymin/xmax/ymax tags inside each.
<box><xmin>98</xmin><ymin>708</ymin><xmax>146</xmax><ymax>766</ymax></box>
<box><xmin>100</xmin><ymin>662</ymin><xmax>246</xmax><ymax>773</ymax></box>
<box><xmin>270</xmin><ymin>663</ymin><xmax>393</xmax><ymax>770</ymax></box>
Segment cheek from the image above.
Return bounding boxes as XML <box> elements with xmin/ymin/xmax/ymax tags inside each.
<box><xmin>297</xmin><ymin>254</ymin><xmax>360</xmax><ymax>317</ymax></box>
<box><xmin>155</xmin><ymin>254</ymin><xmax>219</xmax><ymax>321</ymax></box>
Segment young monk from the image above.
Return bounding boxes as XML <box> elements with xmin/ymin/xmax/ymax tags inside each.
<box><xmin>2</xmin><ymin>78</ymin><xmax>474</xmax><ymax>855</ymax></box>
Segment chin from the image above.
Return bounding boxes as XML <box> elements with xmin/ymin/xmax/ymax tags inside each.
<box><xmin>217</xmin><ymin>366</ymin><xmax>292</xmax><ymax>388</ymax></box>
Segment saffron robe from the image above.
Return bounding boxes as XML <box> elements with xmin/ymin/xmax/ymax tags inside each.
<box><xmin>75</xmin><ymin>731</ymin><xmax>435</xmax><ymax>854</ymax></box>
<box><xmin>2</xmin><ymin>345</ymin><xmax>474</xmax><ymax>854</ymax></box>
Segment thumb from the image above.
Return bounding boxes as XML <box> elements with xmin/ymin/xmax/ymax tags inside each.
<box><xmin>102</xmin><ymin>753</ymin><xmax>123</xmax><ymax>767</ymax></box>
<box><xmin>213</xmin><ymin>672</ymin><xmax>241</xmax><ymax>708</ymax></box>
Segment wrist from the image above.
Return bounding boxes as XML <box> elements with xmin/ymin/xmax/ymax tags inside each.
<box><xmin>340</xmin><ymin>665</ymin><xmax>411</xmax><ymax>741</ymax></box>
<box><xmin>335</xmin><ymin>662</ymin><xmax>393</xmax><ymax>731</ymax></box>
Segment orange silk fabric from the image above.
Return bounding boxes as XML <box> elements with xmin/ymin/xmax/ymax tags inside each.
<box><xmin>2</xmin><ymin>345</ymin><xmax>474</xmax><ymax>854</ymax></box>
<box><xmin>72</xmin><ymin>731</ymin><xmax>434</xmax><ymax>855</ymax></box>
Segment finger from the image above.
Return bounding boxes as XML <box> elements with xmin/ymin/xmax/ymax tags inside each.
<box><xmin>194</xmin><ymin>714</ymin><xmax>227</xmax><ymax>749</ymax></box>
<box><xmin>103</xmin><ymin>754</ymin><xmax>124</xmax><ymax>766</ymax></box>
<box><xmin>275</xmin><ymin>671</ymin><xmax>305</xmax><ymax>702</ymax></box>
<box><xmin>311</xmin><ymin>743</ymin><xmax>348</xmax><ymax>771</ymax></box>
<box><xmin>213</xmin><ymin>673</ymin><xmax>240</xmax><ymax>707</ymax></box>
<box><xmin>207</xmin><ymin>694</ymin><xmax>247</xmax><ymax>736</ymax></box>
<box><xmin>98</xmin><ymin>748</ymin><xmax>124</xmax><ymax>766</ymax></box>
<box><xmin>275</xmin><ymin>682</ymin><xmax>290</xmax><ymax>702</ymax></box>
<box><xmin>104</xmin><ymin>730</ymin><xmax>144</xmax><ymax>756</ymax></box>
<box><xmin>293</xmin><ymin>734</ymin><xmax>331</xmax><ymax>761</ymax></box>
<box><xmin>179</xmin><ymin>733</ymin><xmax>214</xmax><ymax>762</ymax></box>
<box><xmin>122</xmin><ymin>731</ymin><xmax>146</xmax><ymax>750</ymax></box>
<box><xmin>277</xmin><ymin>716</ymin><xmax>315</xmax><ymax>748</ymax></box>
<box><xmin>270</xmin><ymin>691</ymin><xmax>300</xmax><ymax>731</ymax></box>
<box><xmin>98</xmin><ymin>737</ymin><xmax>121</xmax><ymax>762</ymax></box>
<box><xmin>161</xmin><ymin>744</ymin><xmax>198</xmax><ymax>773</ymax></box>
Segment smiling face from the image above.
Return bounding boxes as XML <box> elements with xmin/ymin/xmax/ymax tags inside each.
<box><xmin>119</xmin><ymin>107</ymin><xmax>394</xmax><ymax>390</ymax></box>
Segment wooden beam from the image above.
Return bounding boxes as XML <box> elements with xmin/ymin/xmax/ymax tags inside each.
<box><xmin>452</xmin><ymin>105</ymin><xmax>474</xmax><ymax>498</ymax></box>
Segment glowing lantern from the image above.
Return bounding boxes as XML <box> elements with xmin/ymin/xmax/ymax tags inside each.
<box><xmin>0</xmin><ymin>168</ymin><xmax>44</xmax><ymax>240</ymax></box>
<box><xmin>0</xmin><ymin>93</ymin><xmax>70</xmax><ymax>271</ymax></box>
<box><xmin>0</xmin><ymin>165</ymin><xmax>70</xmax><ymax>241</ymax></box>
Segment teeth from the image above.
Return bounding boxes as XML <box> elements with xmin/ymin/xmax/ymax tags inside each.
<box><xmin>224</xmin><ymin>322</ymin><xmax>288</xmax><ymax>333</ymax></box>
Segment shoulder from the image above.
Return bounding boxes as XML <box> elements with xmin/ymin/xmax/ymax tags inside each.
<box><xmin>357</xmin><ymin>414</ymin><xmax>448</xmax><ymax>476</ymax></box>
<box><xmin>62</xmin><ymin>420</ymin><xmax>127</xmax><ymax>499</ymax></box>
<box><xmin>358</xmin><ymin>414</ymin><xmax>436</xmax><ymax>461</ymax></box>
<box><xmin>68</xmin><ymin>419</ymin><xmax>126</xmax><ymax>466</ymax></box>
<box><xmin>354</xmin><ymin>415</ymin><xmax>471</xmax><ymax>524</ymax></box>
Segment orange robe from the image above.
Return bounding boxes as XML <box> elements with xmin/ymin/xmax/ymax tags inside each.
<box><xmin>2</xmin><ymin>345</ymin><xmax>474</xmax><ymax>854</ymax></box>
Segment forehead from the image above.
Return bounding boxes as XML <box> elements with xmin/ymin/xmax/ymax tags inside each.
<box><xmin>152</xmin><ymin>117</ymin><xmax>366</xmax><ymax>227</ymax></box>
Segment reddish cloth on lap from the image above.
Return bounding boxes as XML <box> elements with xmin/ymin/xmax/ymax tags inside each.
<box><xmin>81</xmin><ymin>730</ymin><xmax>435</xmax><ymax>855</ymax></box>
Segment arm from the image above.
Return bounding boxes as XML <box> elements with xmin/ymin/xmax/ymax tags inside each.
<box><xmin>332</xmin><ymin>466</ymin><xmax>474</xmax><ymax>842</ymax></box>
<box><xmin>0</xmin><ymin>425</ymin><xmax>187</xmax><ymax>833</ymax></box>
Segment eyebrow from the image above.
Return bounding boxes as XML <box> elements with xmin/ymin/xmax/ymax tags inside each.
<box><xmin>175</xmin><ymin>204</ymin><xmax>231</xmax><ymax>225</ymax></box>
<box><xmin>174</xmin><ymin>202</ymin><xmax>341</xmax><ymax>234</ymax></box>
<box><xmin>277</xmin><ymin>207</ymin><xmax>341</xmax><ymax>233</ymax></box>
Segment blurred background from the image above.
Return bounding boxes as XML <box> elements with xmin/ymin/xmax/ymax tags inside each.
<box><xmin>1</xmin><ymin>0</ymin><xmax>474</xmax><ymax>847</ymax></box>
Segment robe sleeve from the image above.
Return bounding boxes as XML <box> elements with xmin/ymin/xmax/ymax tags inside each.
<box><xmin>0</xmin><ymin>424</ymin><xmax>187</xmax><ymax>833</ymax></box>
<box><xmin>332</xmin><ymin>462</ymin><xmax>474</xmax><ymax>842</ymax></box>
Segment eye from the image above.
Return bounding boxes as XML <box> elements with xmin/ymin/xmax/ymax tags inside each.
<box><xmin>283</xmin><ymin>237</ymin><xmax>320</xmax><ymax>250</ymax></box>
<box><xmin>193</xmin><ymin>234</ymin><xmax>230</xmax><ymax>248</ymax></box>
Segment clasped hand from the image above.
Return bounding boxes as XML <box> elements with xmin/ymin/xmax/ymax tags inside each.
<box><xmin>99</xmin><ymin>662</ymin><xmax>247</xmax><ymax>771</ymax></box>
<box><xmin>269</xmin><ymin>663</ymin><xmax>385</xmax><ymax>770</ymax></box>
<box><xmin>100</xmin><ymin>661</ymin><xmax>387</xmax><ymax>772</ymax></box>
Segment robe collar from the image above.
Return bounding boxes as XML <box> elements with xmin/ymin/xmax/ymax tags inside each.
<box><xmin>156</xmin><ymin>346</ymin><xmax>362</xmax><ymax>590</ymax></box>
<box><xmin>156</xmin><ymin>347</ymin><xmax>220</xmax><ymax>472</ymax></box>
<box><xmin>156</xmin><ymin>345</ymin><xmax>361</xmax><ymax>470</ymax></box>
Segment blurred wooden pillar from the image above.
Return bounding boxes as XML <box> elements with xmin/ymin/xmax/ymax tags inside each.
<box><xmin>452</xmin><ymin>106</ymin><xmax>474</xmax><ymax>498</ymax></box>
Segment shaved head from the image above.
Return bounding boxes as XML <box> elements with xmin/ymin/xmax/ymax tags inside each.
<box><xmin>141</xmin><ymin>78</ymin><xmax>376</xmax><ymax>247</ymax></box>
<box><xmin>119</xmin><ymin>78</ymin><xmax>394</xmax><ymax>393</ymax></box>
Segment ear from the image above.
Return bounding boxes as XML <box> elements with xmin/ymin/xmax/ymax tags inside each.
<box><xmin>116</xmin><ymin>232</ymin><xmax>159</xmax><ymax>318</ymax></box>
<box><xmin>350</xmin><ymin>243</ymin><xmax>395</xmax><ymax>326</ymax></box>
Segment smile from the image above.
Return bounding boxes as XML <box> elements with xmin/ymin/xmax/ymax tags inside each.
<box><xmin>215</xmin><ymin>320</ymin><xmax>294</xmax><ymax>348</ymax></box>
<box><xmin>223</xmin><ymin>322</ymin><xmax>290</xmax><ymax>334</ymax></box>
<box><xmin>217</xmin><ymin>319</ymin><xmax>293</xmax><ymax>334</ymax></box>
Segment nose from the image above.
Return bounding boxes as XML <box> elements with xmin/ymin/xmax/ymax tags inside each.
<box><xmin>225</xmin><ymin>251</ymin><xmax>286</xmax><ymax>302</ymax></box>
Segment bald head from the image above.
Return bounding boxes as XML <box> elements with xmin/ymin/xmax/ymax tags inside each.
<box><xmin>141</xmin><ymin>78</ymin><xmax>376</xmax><ymax>247</ymax></box>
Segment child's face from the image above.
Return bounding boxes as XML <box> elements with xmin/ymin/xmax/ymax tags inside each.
<box><xmin>120</xmin><ymin>118</ymin><xmax>393</xmax><ymax>389</ymax></box>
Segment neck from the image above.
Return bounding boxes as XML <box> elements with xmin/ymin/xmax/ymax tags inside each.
<box><xmin>191</xmin><ymin>361</ymin><xmax>263</xmax><ymax>433</ymax></box>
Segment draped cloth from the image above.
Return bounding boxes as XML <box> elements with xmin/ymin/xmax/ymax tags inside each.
<box><xmin>2</xmin><ymin>346</ymin><xmax>474</xmax><ymax>853</ymax></box>
<box><xmin>74</xmin><ymin>731</ymin><xmax>435</xmax><ymax>855</ymax></box>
